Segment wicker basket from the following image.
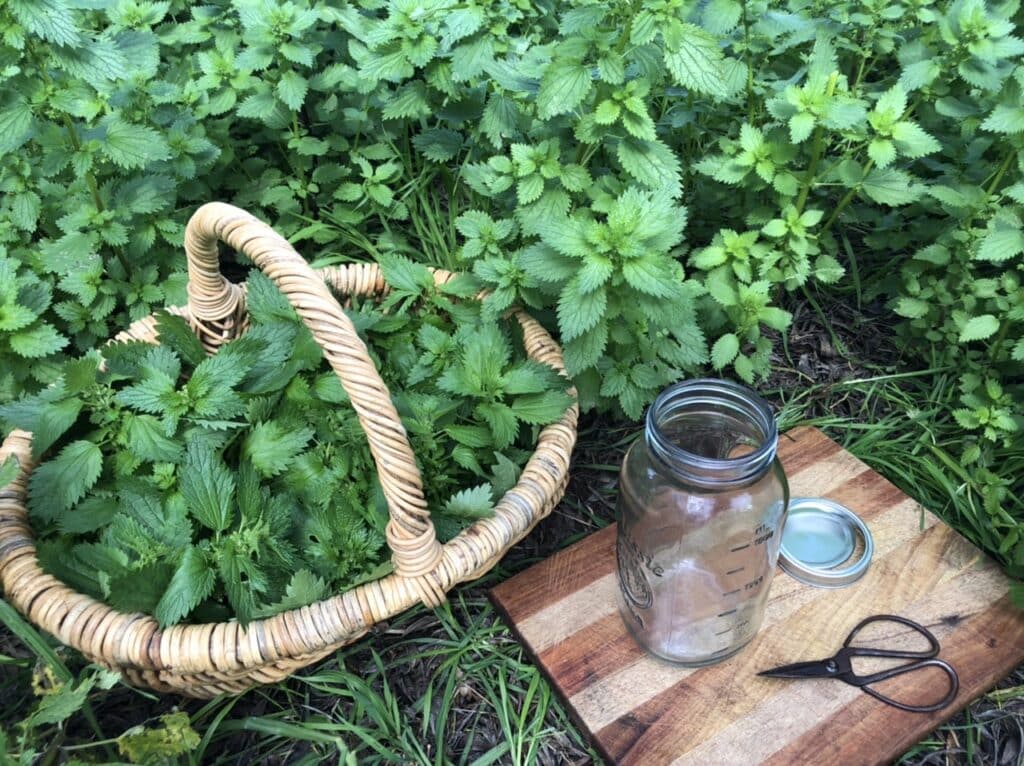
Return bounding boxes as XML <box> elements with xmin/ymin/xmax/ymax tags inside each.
<box><xmin>0</xmin><ymin>203</ymin><xmax>577</xmax><ymax>698</ymax></box>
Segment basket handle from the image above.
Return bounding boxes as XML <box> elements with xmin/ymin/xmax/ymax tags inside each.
<box><xmin>184</xmin><ymin>202</ymin><xmax>442</xmax><ymax>578</ymax></box>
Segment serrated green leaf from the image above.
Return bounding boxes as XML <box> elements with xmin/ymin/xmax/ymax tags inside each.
<box><xmin>9</xmin><ymin>0</ymin><xmax>82</xmax><ymax>46</ymax></box>
<box><xmin>125</xmin><ymin>414</ymin><xmax>183</xmax><ymax>463</ymax></box>
<box><xmin>154</xmin><ymin>312</ymin><xmax>206</xmax><ymax>367</ymax></box>
<box><xmin>517</xmin><ymin>173</ymin><xmax>544</xmax><ymax>205</ymax></box>
<box><xmin>959</xmin><ymin>314</ymin><xmax>1000</xmax><ymax>342</ymax></box>
<box><xmin>276</xmin><ymin>70</ymin><xmax>308</xmax><ymax>111</ymax></box>
<box><xmin>0</xmin><ymin>455</ymin><xmax>20</xmax><ymax>488</ymax></box>
<box><xmin>154</xmin><ymin>546</ymin><xmax>215</xmax><ymax>627</ymax></box>
<box><xmin>243</xmin><ymin>421</ymin><xmax>313</xmax><ymax>478</ymax></box>
<box><xmin>981</xmin><ymin>105</ymin><xmax>1024</xmax><ymax>134</ymax></box>
<box><xmin>502</xmin><ymin>361</ymin><xmax>562</xmax><ymax>394</ymax></box>
<box><xmin>563</xmin><ymin>322</ymin><xmax>607</xmax><ymax>374</ymax></box>
<box><xmin>868</xmin><ymin>139</ymin><xmax>897</xmax><ymax>168</ymax></box>
<box><xmin>511</xmin><ymin>390</ymin><xmax>573</xmax><ymax>424</ymax></box>
<box><xmin>108</xmin><ymin>562</ymin><xmax>175</xmax><ymax>614</ymax></box>
<box><xmin>976</xmin><ymin>227</ymin><xmax>1024</xmax><ymax>263</ymax></box>
<box><xmin>101</xmin><ymin>117</ymin><xmax>171</xmax><ymax>169</ymax></box>
<box><xmin>377</xmin><ymin>252</ymin><xmax>434</xmax><ymax>293</ymax></box>
<box><xmin>412</xmin><ymin>128</ymin><xmax>463</xmax><ymax>162</ymax></box>
<box><xmin>9</xmin><ymin>322</ymin><xmax>68</xmax><ymax>358</ymax></box>
<box><xmin>442</xmin><ymin>484</ymin><xmax>494</xmax><ymax>519</ymax></box>
<box><xmin>789</xmin><ymin>111</ymin><xmax>815</xmax><ymax>143</ymax></box>
<box><xmin>861</xmin><ymin>168</ymin><xmax>923</xmax><ymax>206</ymax></box>
<box><xmin>28</xmin><ymin>441</ymin><xmax>103</xmax><ymax>521</ymax></box>
<box><xmin>536</xmin><ymin>59</ymin><xmax>592</xmax><ymax>119</ymax></box>
<box><xmin>662</xmin><ymin>22</ymin><xmax>726</xmax><ymax>98</ymax></box>
<box><xmin>711</xmin><ymin>333</ymin><xmax>740</xmax><ymax>369</ymax></box>
<box><xmin>254</xmin><ymin>569</ymin><xmax>329</xmax><ymax>617</ymax></box>
<box><xmin>444</xmin><ymin>424</ymin><xmax>493</xmax><ymax>448</ymax></box>
<box><xmin>0</xmin><ymin>99</ymin><xmax>34</xmax><ymax>152</ymax></box>
<box><xmin>890</xmin><ymin>121</ymin><xmax>941</xmax><ymax>158</ymax></box>
<box><xmin>557</xmin><ymin>280</ymin><xmax>606</xmax><ymax>340</ymax></box>
<box><xmin>617</xmin><ymin>137</ymin><xmax>682</xmax><ymax>195</ymax></box>
<box><xmin>475</xmin><ymin>402</ymin><xmax>519</xmax><ymax>450</ymax></box>
<box><xmin>180</xmin><ymin>443</ymin><xmax>235</xmax><ymax>532</ymax></box>
<box><xmin>382</xmin><ymin>81</ymin><xmax>432</xmax><ymax>120</ymax></box>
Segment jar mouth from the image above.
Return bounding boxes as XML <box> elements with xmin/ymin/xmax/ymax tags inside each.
<box><xmin>645</xmin><ymin>378</ymin><xmax>778</xmax><ymax>487</ymax></box>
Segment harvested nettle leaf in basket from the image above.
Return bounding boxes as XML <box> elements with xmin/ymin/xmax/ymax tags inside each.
<box><xmin>0</xmin><ymin>203</ymin><xmax>577</xmax><ymax>696</ymax></box>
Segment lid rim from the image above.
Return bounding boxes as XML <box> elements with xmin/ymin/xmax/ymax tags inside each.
<box><xmin>779</xmin><ymin>497</ymin><xmax>874</xmax><ymax>588</ymax></box>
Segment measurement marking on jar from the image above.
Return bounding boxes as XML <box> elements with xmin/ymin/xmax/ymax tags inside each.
<box><xmin>730</xmin><ymin>543</ymin><xmax>750</xmax><ymax>552</ymax></box>
<box><xmin>714</xmin><ymin>628</ymin><xmax>733</xmax><ymax>636</ymax></box>
<box><xmin>722</xmin><ymin>588</ymin><xmax>741</xmax><ymax>596</ymax></box>
<box><xmin>726</xmin><ymin>567</ymin><xmax>745</xmax><ymax>575</ymax></box>
<box><xmin>718</xmin><ymin>609</ymin><xmax>738</xmax><ymax>617</ymax></box>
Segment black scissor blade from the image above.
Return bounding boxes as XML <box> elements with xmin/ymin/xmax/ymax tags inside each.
<box><xmin>758</xmin><ymin>659</ymin><xmax>834</xmax><ymax>679</ymax></box>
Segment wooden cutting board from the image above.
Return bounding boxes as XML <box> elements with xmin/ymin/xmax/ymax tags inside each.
<box><xmin>491</xmin><ymin>426</ymin><xmax>1024</xmax><ymax>765</ymax></box>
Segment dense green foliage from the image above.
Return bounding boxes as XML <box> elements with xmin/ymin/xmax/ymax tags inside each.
<box><xmin>0</xmin><ymin>266</ymin><xmax>572</xmax><ymax>626</ymax></box>
<box><xmin>0</xmin><ymin>0</ymin><xmax>1019</xmax><ymax>416</ymax></box>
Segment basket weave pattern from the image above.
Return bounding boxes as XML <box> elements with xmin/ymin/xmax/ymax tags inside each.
<box><xmin>0</xmin><ymin>203</ymin><xmax>577</xmax><ymax>697</ymax></box>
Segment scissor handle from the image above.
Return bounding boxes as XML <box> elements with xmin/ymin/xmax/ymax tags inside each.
<box><xmin>843</xmin><ymin>614</ymin><xmax>940</xmax><ymax>660</ymax></box>
<box><xmin>856</xmin><ymin>658</ymin><xmax>960</xmax><ymax>713</ymax></box>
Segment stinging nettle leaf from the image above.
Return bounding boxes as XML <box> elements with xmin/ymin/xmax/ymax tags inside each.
<box><xmin>959</xmin><ymin>314</ymin><xmax>1000</xmax><ymax>343</ymax></box>
<box><xmin>662</xmin><ymin>22</ymin><xmax>727</xmax><ymax>99</ymax></box>
<box><xmin>154</xmin><ymin>546</ymin><xmax>216</xmax><ymax>627</ymax></box>
<box><xmin>711</xmin><ymin>333</ymin><xmax>740</xmax><ymax>369</ymax></box>
<box><xmin>861</xmin><ymin>168</ymin><xmax>924</xmax><ymax>206</ymax></box>
<box><xmin>180</xmin><ymin>443</ymin><xmax>235</xmax><ymax>532</ymax></box>
<box><xmin>276</xmin><ymin>70</ymin><xmax>309</xmax><ymax>111</ymax></box>
<box><xmin>28</xmin><ymin>441</ymin><xmax>103</xmax><ymax>521</ymax></box>
<box><xmin>536</xmin><ymin>59</ymin><xmax>592</xmax><ymax>119</ymax></box>
<box><xmin>100</xmin><ymin>117</ymin><xmax>171</xmax><ymax>169</ymax></box>
<box><xmin>976</xmin><ymin>228</ymin><xmax>1024</xmax><ymax>263</ymax></box>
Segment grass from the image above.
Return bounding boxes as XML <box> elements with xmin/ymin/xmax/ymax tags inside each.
<box><xmin>1</xmin><ymin>297</ymin><xmax>1022</xmax><ymax>765</ymax></box>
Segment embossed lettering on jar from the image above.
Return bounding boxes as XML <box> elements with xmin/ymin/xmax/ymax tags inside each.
<box><xmin>616</xmin><ymin>379</ymin><xmax>789</xmax><ymax>665</ymax></box>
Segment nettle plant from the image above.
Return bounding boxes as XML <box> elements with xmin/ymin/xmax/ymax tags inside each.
<box><xmin>1</xmin><ymin>3</ymin><xmax>1021</xmax><ymax>481</ymax></box>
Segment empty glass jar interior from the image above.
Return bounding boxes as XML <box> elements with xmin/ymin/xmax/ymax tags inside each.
<box><xmin>616</xmin><ymin>379</ymin><xmax>789</xmax><ymax>665</ymax></box>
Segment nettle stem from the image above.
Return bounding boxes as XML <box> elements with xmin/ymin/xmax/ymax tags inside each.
<box><xmin>986</xmin><ymin>152</ymin><xmax>1014</xmax><ymax>197</ymax></box>
<box><xmin>821</xmin><ymin>158</ymin><xmax>874</xmax><ymax>234</ymax></box>
<box><xmin>795</xmin><ymin>126</ymin><xmax>824</xmax><ymax>214</ymax></box>
<box><xmin>61</xmin><ymin>115</ymin><xmax>105</xmax><ymax>214</ymax></box>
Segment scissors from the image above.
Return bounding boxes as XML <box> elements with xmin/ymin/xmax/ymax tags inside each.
<box><xmin>758</xmin><ymin>614</ymin><xmax>960</xmax><ymax>713</ymax></box>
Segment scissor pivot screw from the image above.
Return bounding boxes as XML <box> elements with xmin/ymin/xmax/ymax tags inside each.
<box><xmin>826</xmin><ymin>660</ymin><xmax>838</xmax><ymax>673</ymax></box>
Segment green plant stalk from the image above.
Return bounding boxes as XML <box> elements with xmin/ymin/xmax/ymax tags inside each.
<box><xmin>820</xmin><ymin>158</ymin><xmax>874</xmax><ymax>234</ymax></box>
<box><xmin>986</xmin><ymin>152</ymin><xmax>1015</xmax><ymax>197</ymax></box>
<box><xmin>795</xmin><ymin>126</ymin><xmax>826</xmax><ymax>214</ymax></box>
<box><xmin>60</xmin><ymin>115</ymin><xmax>105</xmax><ymax>215</ymax></box>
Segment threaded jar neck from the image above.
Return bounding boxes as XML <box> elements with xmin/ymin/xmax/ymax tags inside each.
<box><xmin>645</xmin><ymin>378</ymin><xmax>778</xmax><ymax>488</ymax></box>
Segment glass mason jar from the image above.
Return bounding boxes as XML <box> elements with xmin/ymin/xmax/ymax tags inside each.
<box><xmin>616</xmin><ymin>379</ymin><xmax>789</xmax><ymax>665</ymax></box>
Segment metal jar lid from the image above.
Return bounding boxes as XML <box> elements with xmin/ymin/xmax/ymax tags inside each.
<box><xmin>778</xmin><ymin>497</ymin><xmax>874</xmax><ymax>588</ymax></box>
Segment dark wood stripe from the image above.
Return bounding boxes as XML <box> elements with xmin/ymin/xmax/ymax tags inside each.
<box><xmin>538</xmin><ymin>611</ymin><xmax>647</xmax><ymax>698</ymax></box>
